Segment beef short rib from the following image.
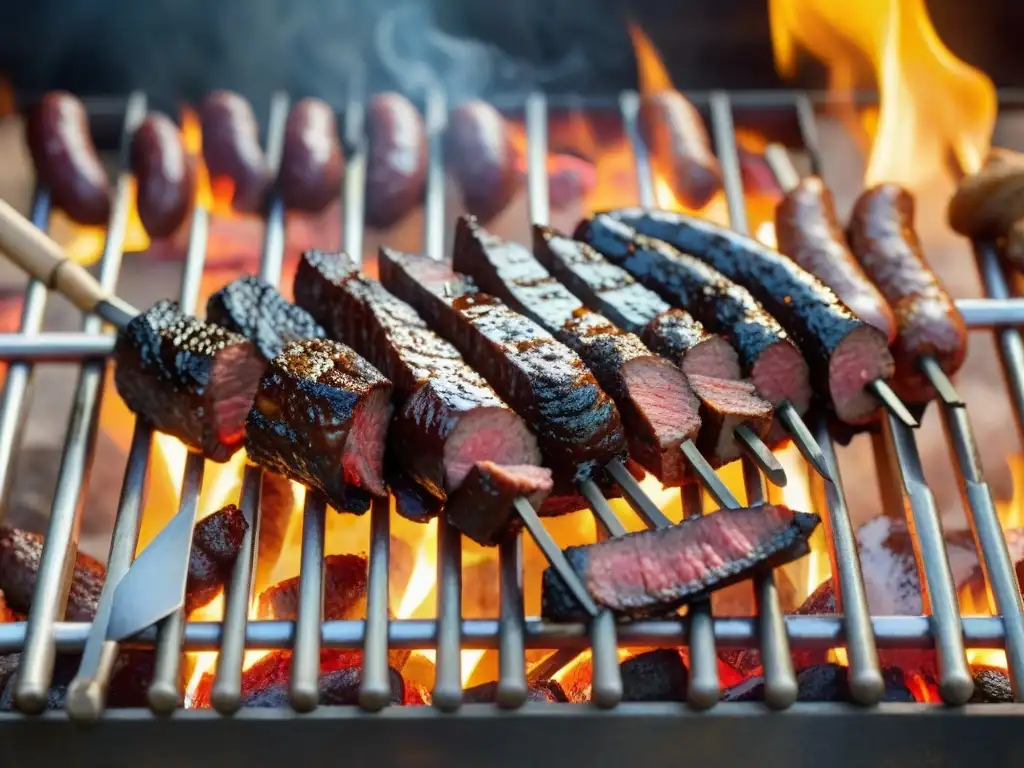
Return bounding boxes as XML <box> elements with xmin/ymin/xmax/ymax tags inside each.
<box><xmin>541</xmin><ymin>503</ymin><xmax>820</xmax><ymax>620</ymax></box>
<box><xmin>206</xmin><ymin>275</ymin><xmax>325</xmax><ymax>361</ymax></box>
<box><xmin>245</xmin><ymin>338</ymin><xmax>393</xmax><ymax>514</ymax></box>
<box><xmin>687</xmin><ymin>374</ymin><xmax>773</xmax><ymax>467</ymax></box>
<box><xmin>114</xmin><ymin>300</ymin><xmax>265</xmax><ymax>462</ymax></box>
<box><xmin>186</xmin><ymin>504</ymin><xmax>249</xmax><ymax>614</ymax></box>
<box><xmin>256</xmin><ymin>553</ymin><xmax>368</xmax><ymax>621</ymax></box>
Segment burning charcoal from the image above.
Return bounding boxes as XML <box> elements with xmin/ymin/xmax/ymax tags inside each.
<box><xmin>0</xmin><ymin>525</ymin><xmax>104</xmax><ymax>620</ymax></box>
<box><xmin>256</xmin><ymin>554</ymin><xmax>368</xmax><ymax>621</ymax></box>
<box><xmin>254</xmin><ymin>471</ymin><xmax>295</xmax><ymax>591</ymax></box>
<box><xmin>970</xmin><ymin>667</ymin><xmax>1012</xmax><ymax>703</ymax></box>
<box><xmin>0</xmin><ymin>650</ymin><xmax>155</xmax><ymax>711</ymax></box>
<box><xmin>206</xmin><ymin>275</ymin><xmax>326</xmax><ymax>362</ymax></box>
<box><xmin>722</xmin><ymin>663</ymin><xmax>915</xmax><ymax>703</ymax></box>
<box><xmin>241</xmin><ymin>665</ymin><xmax>409</xmax><ymax>708</ymax></box>
<box><xmin>445</xmin><ymin>461</ymin><xmax>553</xmax><ymax>546</ymax></box>
<box><xmin>463</xmin><ymin>680</ymin><xmax>568</xmax><ymax>704</ymax></box>
<box><xmin>245</xmin><ymin>339</ymin><xmax>393</xmax><ymax>515</ymax></box>
<box><xmin>0</xmin><ymin>590</ymin><xmax>17</xmax><ymax>622</ymax></box>
<box><xmin>619</xmin><ymin>650</ymin><xmax>689</xmax><ymax>702</ymax></box>
<box><xmin>185</xmin><ymin>504</ymin><xmax>249</xmax><ymax>615</ymax></box>
<box><xmin>114</xmin><ymin>300</ymin><xmax>265</xmax><ymax>462</ymax></box>
<box><xmin>541</xmin><ymin>504</ymin><xmax>820</xmax><ymax>621</ymax></box>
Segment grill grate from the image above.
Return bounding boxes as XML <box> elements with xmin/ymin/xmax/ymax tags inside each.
<box><xmin>0</xmin><ymin>84</ymin><xmax>1023</xmax><ymax>757</ymax></box>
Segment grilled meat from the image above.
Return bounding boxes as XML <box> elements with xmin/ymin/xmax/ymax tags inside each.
<box><xmin>453</xmin><ymin>217</ymin><xmax>700</xmax><ymax>486</ymax></box>
<box><xmin>444</xmin><ymin>461</ymin><xmax>554</xmax><ymax>546</ymax></box>
<box><xmin>254</xmin><ymin>472</ymin><xmax>295</xmax><ymax>593</ymax></box>
<box><xmin>541</xmin><ymin>503</ymin><xmax>820</xmax><ymax>620</ymax></box>
<box><xmin>377</xmin><ymin>246</ymin><xmax>626</xmax><ymax>502</ymax></box>
<box><xmin>0</xmin><ymin>525</ymin><xmax>103</xmax><ymax>620</ymax></box>
<box><xmin>687</xmin><ymin>374</ymin><xmax>772</xmax><ymax>467</ymax></box>
<box><xmin>294</xmin><ymin>250</ymin><xmax>541</xmax><ymax>520</ymax></box>
<box><xmin>445</xmin><ymin>100</ymin><xmax>522</xmax><ymax>222</ymax></box>
<box><xmin>185</xmin><ymin>504</ymin><xmax>249</xmax><ymax>615</ymax></box>
<box><xmin>848</xmin><ymin>184</ymin><xmax>968</xmax><ymax>403</ymax></box>
<box><xmin>366</xmin><ymin>93</ymin><xmax>427</xmax><ymax>229</ymax></box>
<box><xmin>245</xmin><ymin>338</ymin><xmax>393</xmax><ymax>514</ymax></box>
<box><xmin>131</xmin><ymin>112</ymin><xmax>195</xmax><ymax>239</ymax></box>
<box><xmin>775</xmin><ymin>177</ymin><xmax>897</xmax><ymax>342</ymax></box>
<box><xmin>532</xmin><ymin>224</ymin><xmax>740</xmax><ymax>380</ymax></box>
<box><xmin>0</xmin><ymin>591</ymin><xmax>17</xmax><ymax>623</ymax></box>
<box><xmin>278</xmin><ymin>97</ymin><xmax>345</xmax><ymax>213</ymax></box>
<box><xmin>206</xmin><ymin>275</ymin><xmax>326</xmax><ymax>361</ymax></box>
<box><xmin>948</xmin><ymin>148</ymin><xmax>1024</xmax><ymax>270</ymax></box>
<box><xmin>114</xmin><ymin>300</ymin><xmax>265</xmax><ymax>462</ymax></box>
<box><xmin>256</xmin><ymin>553</ymin><xmax>368</xmax><ymax>621</ymax></box>
<box><xmin>388</xmin><ymin>468</ymin><xmax>443</xmax><ymax>521</ymax></box>
<box><xmin>576</xmin><ymin>215</ymin><xmax>809</xmax><ymax>437</ymax></box>
<box><xmin>603</xmin><ymin>207</ymin><xmax>895</xmax><ymax>425</ymax></box>
<box><xmin>200</xmin><ymin>90</ymin><xmax>271</xmax><ymax>212</ymax></box>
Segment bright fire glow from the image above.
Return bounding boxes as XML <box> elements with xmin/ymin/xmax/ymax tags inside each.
<box><xmin>769</xmin><ymin>0</ymin><xmax>996</xmax><ymax>183</ymax></box>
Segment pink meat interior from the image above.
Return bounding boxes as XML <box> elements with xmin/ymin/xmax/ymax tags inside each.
<box><xmin>829</xmin><ymin>325</ymin><xmax>896</xmax><ymax>424</ymax></box>
<box><xmin>443</xmin><ymin>407</ymin><xmax>542</xmax><ymax>490</ymax></box>
<box><xmin>341</xmin><ymin>386</ymin><xmax>393</xmax><ymax>496</ymax></box>
<box><xmin>688</xmin><ymin>374</ymin><xmax>772</xmax><ymax>465</ymax></box>
<box><xmin>622</xmin><ymin>357</ymin><xmax>701</xmax><ymax>448</ymax></box>
<box><xmin>750</xmin><ymin>340</ymin><xmax>812</xmax><ymax>443</ymax></box>
<box><xmin>210</xmin><ymin>343</ymin><xmax>266</xmax><ymax>450</ymax></box>
<box><xmin>680</xmin><ymin>336</ymin><xmax>742</xmax><ymax>381</ymax></box>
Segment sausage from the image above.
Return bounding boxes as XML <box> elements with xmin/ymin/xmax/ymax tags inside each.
<box><xmin>847</xmin><ymin>184</ymin><xmax>967</xmax><ymax>403</ymax></box>
<box><xmin>199</xmin><ymin>90</ymin><xmax>271</xmax><ymax>213</ymax></box>
<box><xmin>948</xmin><ymin>148</ymin><xmax>1024</xmax><ymax>270</ymax></box>
<box><xmin>638</xmin><ymin>91</ymin><xmax>722</xmax><ymax>210</ymax></box>
<box><xmin>365</xmin><ymin>92</ymin><xmax>427</xmax><ymax>229</ymax></box>
<box><xmin>24</xmin><ymin>91</ymin><xmax>111</xmax><ymax>225</ymax></box>
<box><xmin>277</xmin><ymin>98</ymin><xmax>345</xmax><ymax>213</ymax></box>
<box><xmin>130</xmin><ymin>112</ymin><xmax>195</xmax><ymax>239</ymax></box>
<box><xmin>444</xmin><ymin>100</ymin><xmax>521</xmax><ymax>222</ymax></box>
<box><xmin>775</xmin><ymin>177</ymin><xmax>897</xmax><ymax>343</ymax></box>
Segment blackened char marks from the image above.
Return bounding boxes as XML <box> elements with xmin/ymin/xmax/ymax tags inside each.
<box><xmin>453</xmin><ymin>217</ymin><xmax>699</xmax><ymax>486</ymax></box>
<box><xmin>541</xmin><ymin>504</ymin><xmax>820</xmax><ymax>620</ymax></box>
<box><xmin>114</xmin><ymin>300</ymin><xmax>264</xmax><ymax>462</ymax></box>
<box><xmin>294</xmin><ymin>250</ymin><xmax>541</xmax><ymax>502</ymax></box>
<box><xmin>186</xmin><ymin>504</ymin><xmax>249</xmax><ymax>615</ymax></box>
<box><xmin>207</xmin><ymin>275</ymin><xmax>325</xmax><ymax>361</ymax></box>
<box><xmin>445</xmin><ymin>461</ymin><xmax>553</xmax><ymax>546</ymax></box>
<box><xmin>576</xmin><ymin>215</ymin><xmax>810</xmax><ymax>421</ymax></box>
<box><xmin>603</xmin><ymin>208</ymin><xmax>894</xmax><ymax>424</ymax></box>
<box><xmin>245</xmin><ymin>339</ymin><xmax>393</xmax><ymax>514</ymax></box>
<box><xmin>378</xmin><ymin>247</ymin><xmax>625</xmax><ymax>495</ymax></box>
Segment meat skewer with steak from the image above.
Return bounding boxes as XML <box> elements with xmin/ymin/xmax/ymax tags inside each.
<box><xmin>599</xmin><ymin>207</ymin><xmax>903</xmax><ymax>428</ymax></box>
<box><xmin>847</xmin><ymin>184</ymin><xmax>969</xmax><ymax>405</ymax></box>
<box><xmin>531</xmin><ymin>224</ymin><xmax>773</xmax><ymax>471</ymax></box>
<box><xmin>453</xmin><ymin>216</ymin><xmax>779</xmax><ymax>486</ymax></box>
<box><xmin>293</xmin><ymin>248</ymin><xmax>551</xmax><ymax>545</ymax></box>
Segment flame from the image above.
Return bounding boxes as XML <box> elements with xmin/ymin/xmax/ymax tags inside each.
<box><xmin>769</xmin><ymin>0</ymin><xmax>996</xmax><ymax>184</ymax></box>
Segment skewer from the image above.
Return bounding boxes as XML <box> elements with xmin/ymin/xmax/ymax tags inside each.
<box><xmin>736</xmin><ymin>424</ymin><xmax>787</xmax><ymax>487</ymax></box>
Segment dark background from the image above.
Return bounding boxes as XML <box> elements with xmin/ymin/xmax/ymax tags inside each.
<box><xmin>0</xmin><ymin>0</ymin><xmax>1020</xmax><ymax>108</ymax></box>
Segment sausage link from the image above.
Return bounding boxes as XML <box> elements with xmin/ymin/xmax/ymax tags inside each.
<box><xmin>948</xmin><ymin>148</ymin><xmax>1024</xmax><ymax>271</ymax></box>
<box><xmin>25</xmin><ymin>91</ymin><xmax>111</xmax><ymax>225</ymax></box>
<box><xmin>365</xmin><ymin>92</ymin><xmax>427</xmax><ymax>229</ymax></box>
<box><xmin>200</xmin><ymin>90</ymin><xmax>271</xmax><ymax>213</ymax></box>
<box><xmin>847</xmin><ymin>184</ymin><xmax>967</xmax><ymax>403</ymax></box>
<box><xmin>776</xmin><ymin>177</ymin><xmax>897</xmax><ymax>343</ymax></box>
<box><xmin>444</xmin><ymin>100</ymin><xmax>521</xmax><ymax>222</ymax></box>
<box><xmin>278</xmin><ymin>98</ymin><xmax>344</xmax><ymax>213</ymax></box>
<box><xmin>131</xmin><ymin>113</ymin><xmax>195</xmax><ymax>239</ymax></box>
<box><xmin>638</xmin><ymin>91</ymin><xmax>721</xmax><ymax>210</ymax></box>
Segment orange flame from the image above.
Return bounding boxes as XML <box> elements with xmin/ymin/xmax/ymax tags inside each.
<box><xmin>769</xmin><ymin>0</ymin><xmax>996</xmax><ymax>184</ymax></box>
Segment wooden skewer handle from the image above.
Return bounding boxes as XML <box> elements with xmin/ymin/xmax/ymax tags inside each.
<box><xmin>0</xmin><ymin>197</ymin><xmax>108</xmax><ymax>313</ymax></box>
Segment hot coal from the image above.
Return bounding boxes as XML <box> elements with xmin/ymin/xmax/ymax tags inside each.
<box><xmin>185</xmin><ymin>504</ymin><xmax>249</xmax><ymax>615</ymax></box>
<box><xmin>0</xmin><ymin>524</ymin><xmax>104</xmax><ymax>620</ymax></box>
<box><xmin>206</xmin><ymin>275</ymin><xmax>325</xmax><ymax>361</ymax></box>
<box><xmin>463</xmin><ymin>680</ymin><xmax>568</xmax><ymax>703</ymax></box>
<box><xmin>722</xmin><ymin>663</ymin><xmax>915</xmax><ymax>703</ymax></box>
<box><xmin>256</xmin><ymin>553</ymin><xmax>368</xmax><ymax>621</ymax></box>
<box><xmin>620</xmin><ymin>649</ymin><xmax>689</xmax><ymax>702</ymax></box>
<box><xmin>245</xmin><ymin>338</ymin><xmax>393</xmax><ymax>514</ymax></box>
<box><xmin>254</xmin><ymin>471</ymin><xmax>295</xmax><ymax>592</ymax></box>
<box><xmin>114</xmin><ymin>300</ymin><xmax>265</xmax><ymax>462</ymax></box>
<box><xmin>970</xmin><ymin>667</ymin><xmax>1012</xmax><ymax>703</ymax></box>
<box><xmin>542</xmin><ymin>504</ymin><xmax>820</xmax><ymax>621</ymax></box>
<box><xmin>0</xmin><ymin>650</ymin><xmax>156</xmax><ymax>711</ymax></box>
<box><xmin>444</xmin><ymin>461</ymin><xmax>553</xmax><ymax>546</ymax></box>
<box><xmin>0</xmin><ymin>590</ymin><xmax>18</xmax><ymax>622</ymax></box>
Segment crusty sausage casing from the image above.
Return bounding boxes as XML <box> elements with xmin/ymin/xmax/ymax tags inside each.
<box><xmin>365</xmin><ymin>92</ymin><xmax>427</xmax><ymax>229</ymax></box>
<box><xmin>278</xmin><ymin>98</ymin><xmax>345</xmax><ymax>213</ymax></box>
<box><xmin>200</xmin><ymin>90</ymin><xmax>271</xmax><ymax>213</ymax></box>
<box><xmin>131</xmin><ymin>113</ymin><xmax>195</xmax><ymax>239</ymax></box>
<box><xmin>445</xmin><ymin>100</ymin><xmax>521</xmax><ymax>223</ymax></box>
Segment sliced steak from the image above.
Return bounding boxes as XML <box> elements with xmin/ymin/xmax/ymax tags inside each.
<box><xmin>206</xmin><ymin>275</ymin><xmax>325</xmax><ymax>361</ymax></box>
<box><xmin>185</xmin><ymin>504</ymin><xmax>249</xmax><ymax>615</ymax></box>
<box><xmin>541</xmin><ymin>503</ymin><xmax>820</xmax><ymax>620</ymax></box>
<box><xmin>444</xmin><ymin>461</ymin><xmax>554</xmax><ymax>546</ymax></box>
<box><xmin>378</xmin><ymin>247</ymin><xmax>626</xmax><ymax>502</ymax></box>
<box><xmin>687</xmin><ymin>374</ymin><xmax>773</xmax><ymax>467</ymax></box>
<box><xmin>576</xmin><ymin>215</ymin><xmax>811</xmax><ymax>440</ymax></box>
<box><xmin>293</xmin><ymin>250</ymin><xmax>541</xmax><ymax>513</ymax></box>
<box><xmin>603</xmin><ymin>208</ymin><xmax>895</xmax><ymax>424</ymax></box>
<box><xmin>114</xmin><ymin>300</ymin><xmax>265</xmax><ymax>462</ymax></box>
<box><xmin>453</xmin><ymin>217</ymin><xmax>700</xmax><ymax>487</ymax></box>
<box><xmin>533</xmin><ymin>224</ymin><xmax>740</xmax><ymax>380</ymax></box>
<box><xmin>245</xmin><ymin>339</ymin><xmax>393</xmax><ymax>515</ymax></box>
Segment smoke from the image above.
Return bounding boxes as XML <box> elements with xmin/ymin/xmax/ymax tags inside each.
<box><xmin>0</xmin><ymin>0</ymin><xmax>630</xmax><ymax>112</ymax></box>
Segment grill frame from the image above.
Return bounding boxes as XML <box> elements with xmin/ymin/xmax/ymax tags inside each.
<box><xmin>1</xmin><ymin>84</ymin><xmax>1024</xmax><ymax>760</ymax></box>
